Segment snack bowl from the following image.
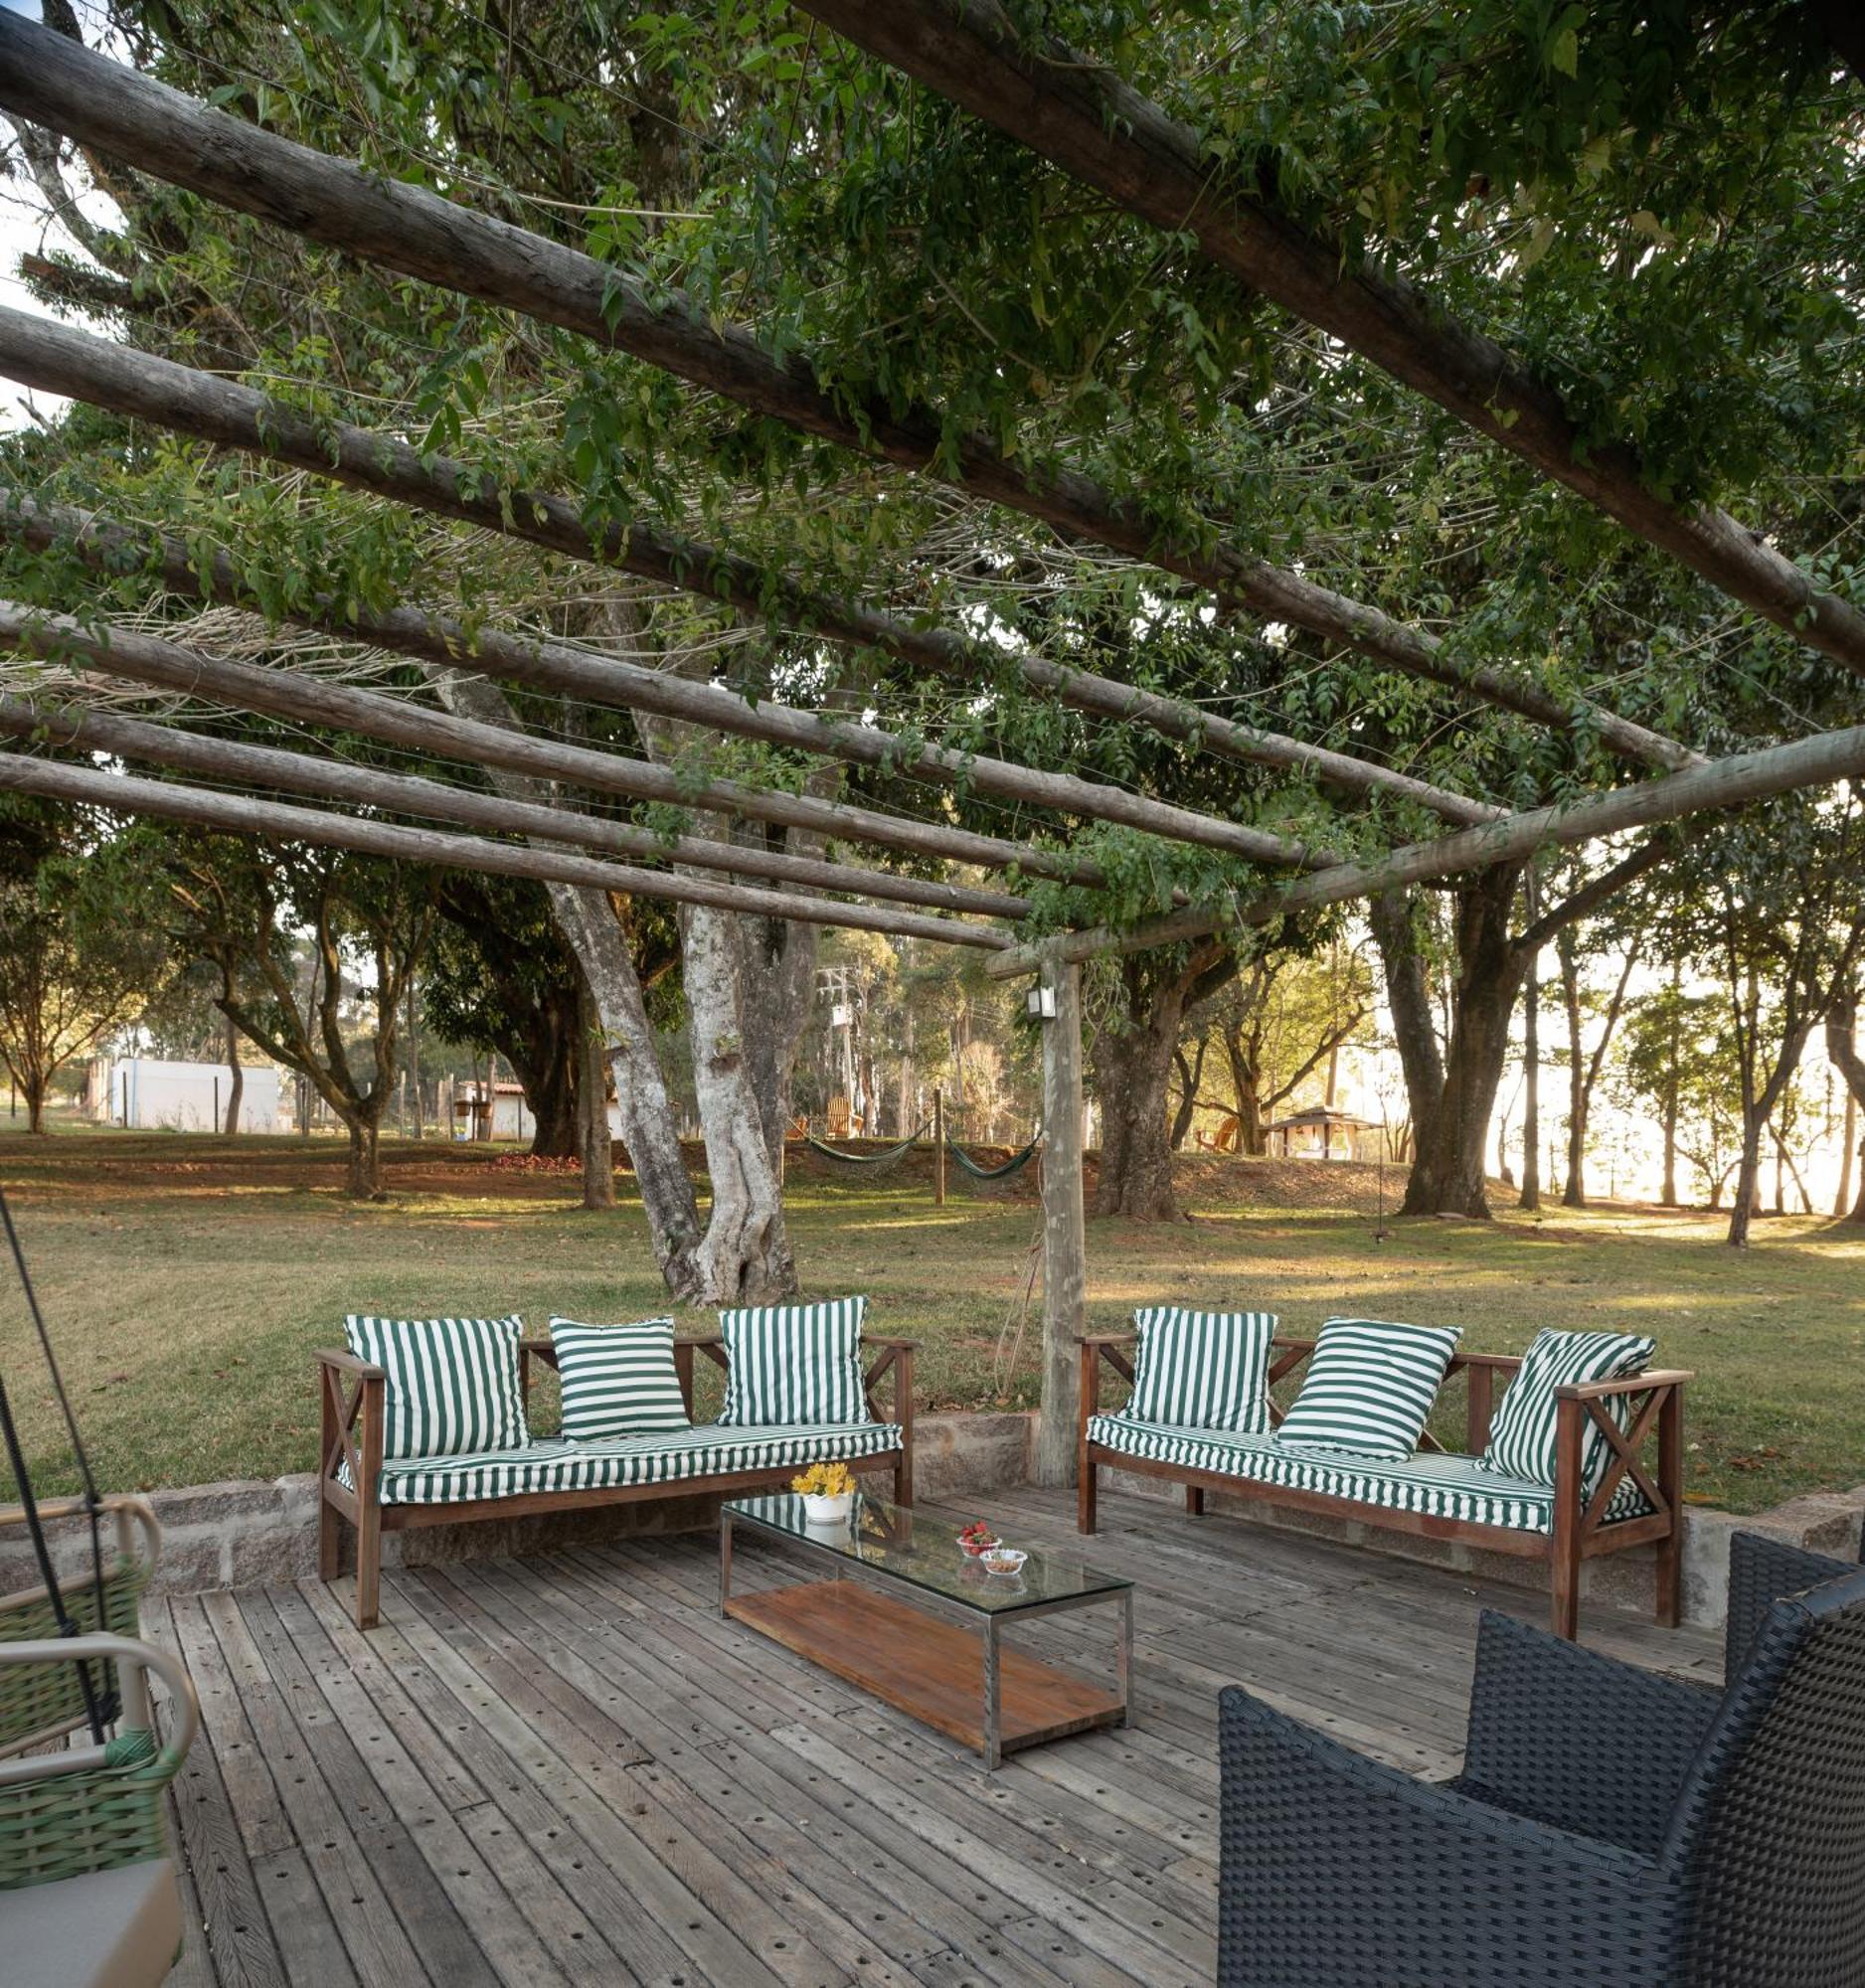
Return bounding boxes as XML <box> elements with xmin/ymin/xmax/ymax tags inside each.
<box><xmin>956</xmin><ymin>1524</ymin><xmax>1001</xmax><ymax>1559</ymax></box>
<box><xmin>979</xmin><ymin>1547</ymin><xmax>1028</xmax><ymax>1577</ymax></box>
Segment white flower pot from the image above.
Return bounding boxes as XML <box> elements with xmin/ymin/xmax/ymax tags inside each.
<box><xmin>801</xmin><ymin>1491</ymin><xmax>854</xmax><ymax>1527</ymax></box>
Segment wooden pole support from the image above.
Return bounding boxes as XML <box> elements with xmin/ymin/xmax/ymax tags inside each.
<box><xmin>933</xmin><ymin>1086</ymin><xmax>946</xmax><ymax>1207</ymax></box>
<box><xmin>1033</xmin><ymin>950</ymin><xmax>1087</xmax><ymax>1488</ymax></box>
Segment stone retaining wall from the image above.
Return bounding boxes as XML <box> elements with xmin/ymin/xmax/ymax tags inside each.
<box><xmin>8</xmin><ymin>1406</ymin><xmax>1856</xmax><ymax>1632</ymax></box>
<box><xmin>0</xmin><ymin>1409</ymin><xmax>1036</xmax><ymax>1598</ymax></box>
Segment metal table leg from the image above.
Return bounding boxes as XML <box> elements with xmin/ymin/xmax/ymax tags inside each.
<box><xmin>1118</xmin><ymin>1587</ymin><xmax>1132</xmax><ymax>1728</ymax></box>
<box><xmin>983</xmin><ymin>1614</ymin><xmax>1002</xmax><ymax>1770</ymax></box>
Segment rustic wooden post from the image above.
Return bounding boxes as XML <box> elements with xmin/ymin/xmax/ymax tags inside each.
<box><xmin>932</xmin><ymin>1085</ymin><xmax>946</xmax><ymax>1206</ymax></box>
<box><xmin>1034</xmin><ymin>948</ymin><xmax>1086</xmax><ymax>1487</ymax></box>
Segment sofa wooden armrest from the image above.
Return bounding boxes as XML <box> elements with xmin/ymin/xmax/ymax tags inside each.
<box><xmin>315</xmin><ymin>1346</ymin><xmax>385</xmax><ymax>1380</ymax></box>
<box><xmin>1556</xmin><ymin>1369</ymin><xmax>1695</xmax><ymax>1402</ymax></box>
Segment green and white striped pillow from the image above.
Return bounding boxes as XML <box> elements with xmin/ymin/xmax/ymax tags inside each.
<box><xmin>718</xmin><ymin>1295</ymin><xmax>872</xmax><ymax>1427</ymax></box>
<box><xmin>1272</xmin><ymin>1317</ymin><xmax>1460</xmax><ymax>1460</ymax></box>
<box><xmin>343</xmin><ymin>1314</ymin><xmax>528</xmax><ymax>1462</ymax></box>
<box><xmin>1480</xmin><ymin>1328</ymin><xmax>1655</xmax><ymax>1492</ymax></box>
<box><xmin>1124</xmin><ymin>1307</ymin><xmax>1277</xmax><ymax>1432</ymax></box>
<box><xmin>549</xmin><ymin>1316</ymin><xmax>689</xmax><ymax>1440</ymax></box>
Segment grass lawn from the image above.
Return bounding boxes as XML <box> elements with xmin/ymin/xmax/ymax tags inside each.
<box><xmin>2</xmin><ymin>1122</ymin><xmax>1862</xmax><ymax>1514</ymax></box>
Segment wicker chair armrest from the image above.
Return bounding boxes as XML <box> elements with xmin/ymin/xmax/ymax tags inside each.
<box><xmin>1724</xmin><ymin>1529</ymin><xmax>1858</xmax><ymax>1676</ymax></box>
<box><xmin>1220</xmin><ymin>1683</ymin><xmax>1660</xmax><ymax>1982</ymax></box>
<box><xmin>1454</xmin><ymin>1609</ymin><xmax>1718</xmax><ymax>1857</ymax></box>
<box><xmin>0</xmin><ymin>1493</ymin><xmax>160</xmax><ymax>1577</ymax></box>
<box><xmin>315</xmin><ymin>1346</ymin><xmax>385</xmax><ymax>1380</ymax></box>
<box><xmin>0</xmin><ymin>1633</ymin><xmax>199</xmax><ymax>1783</ymax></box>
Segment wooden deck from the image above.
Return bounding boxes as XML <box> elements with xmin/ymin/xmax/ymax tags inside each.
<box><xmin>147</xmin><ymin>1487</ymin><xmax>1722</xmax><ymax>1988</ymax></box>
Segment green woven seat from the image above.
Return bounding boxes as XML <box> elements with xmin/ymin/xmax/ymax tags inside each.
<box><xmin>0</xmin><ymin>1499</ymin><xmax>159</xmax><ymax>1758</ymax></box>
<box><xmin>0</xmin><ymin>1632</ymin><xmax>199</xmax><ymax>1893</ymax></box>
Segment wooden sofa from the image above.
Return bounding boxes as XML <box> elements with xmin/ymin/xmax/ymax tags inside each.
<box><xmin>1078</xmin><ymin>1333</ymin><xmax>1688</xmax><ymax>1639</ymax></box>
<box><xmin>318</xmin><ymin>1330</ymin><xmax>915</xmax><ymax>1628</ymax></box>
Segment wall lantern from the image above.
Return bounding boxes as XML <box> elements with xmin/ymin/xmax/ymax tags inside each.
<box><xmin>1025</xmin><ymin>984</ymin><xmax>1058</xmax><ymax>1021</ymax></box>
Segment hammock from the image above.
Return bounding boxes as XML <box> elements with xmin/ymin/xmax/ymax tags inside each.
<box><xmin>802</xmin><ymin>1120</ymin><xmax>931</xmax><ymax>1166</ymax></box>
<box><xmin>948</xmin><ymin>1132</ymin><xmax>1043</xmax><ymax>1182</ymax></box>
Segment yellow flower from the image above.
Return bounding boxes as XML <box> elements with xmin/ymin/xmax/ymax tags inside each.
<box><xmin>791</xmin><ymin>1461</ymin><xmax>856</xmax><ymax>1498</ymax></box>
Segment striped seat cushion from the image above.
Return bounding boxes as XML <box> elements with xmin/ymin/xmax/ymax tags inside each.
<box><xmin>344</xmin><ymin>1314</ymin><xmax>528</xmax><ymax>1461</ymax></box>
<box><xmin>549</xmin><ymin>1315</ymin><xmax>689</xmax><ymax>1439</ymax></box>
<box><xmin>1272</xmin><ymin>1317</ymin><xmax>1460</xmax><ymax>1459</ymax></box>
<box><xmin>1089</xmin><ymin>1415</ymin><xmax>1651</xmax><ymax>1534</ymax></box>
<box><xmin>1123</xmin><ymin>1307</ymin><xmax>1276</xmax><ymax>1432</ymax></box>
<box><xmin>374</xmin><ymin>1419</ymin><xmax>901</xmax><ymax>1507</ymax></box>
<box><xmin>718</xmin><ymin>1296</ymin><xmax>872</xmax><ymax>1427</ymax></box>
<box><xmin>1480</xmin><ymin>1328</ymin><xmax>1656</xmax><ymax>1493</ymax></box>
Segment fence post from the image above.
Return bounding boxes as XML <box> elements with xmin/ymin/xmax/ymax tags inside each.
<box><xmin>933</xmin><ymin>1086</ymin><xmax>946</xmax><ymax>1206</ymax></box>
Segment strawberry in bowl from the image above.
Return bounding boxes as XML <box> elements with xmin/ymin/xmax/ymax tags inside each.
<box><xmin>956</xmin><ymin>1519</ymin><xmax>1001</xmax><ymax>1559</ymax></box>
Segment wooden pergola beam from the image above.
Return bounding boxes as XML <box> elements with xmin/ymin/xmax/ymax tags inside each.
<box><xmin>985</xmin><ymin>720</ymin><xmax>1865</xmax><ymax>976</ymax></box>
<box><xmin>0</xmin><ymin>599</ymin><xmax>1097</xmax><ymax>889</ymax></box>
<box><xmin>0</xmin><ymin>334</ymin><xmax>1499</xmax><ymax>831</ymax></box>
<box><xmin>0</xmin><ymin>15</ymin><xmax>1699</xmax><ymax>774</ymax></box>
<box><xmin>800</xmin><ymin>0</ymin><xmax>1865</xmax><ymax>682</ymax></box>
<box><xmin>0</xmin><ymin>693</ymin><xmax>1027</xmax><ymax>920</ymax></box>
<box><xmin>0</xmin><ymin>493</ymin><xmax>1319</xmax><ymax>874</ymax></box>
<box><xmin>0</xmin><ymin>750</ymin><xmax>1013</xmax><ymax>949</ymax></box>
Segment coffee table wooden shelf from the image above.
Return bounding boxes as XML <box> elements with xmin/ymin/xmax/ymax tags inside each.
<box><xmin>722</xmin><ymin>1493</ymin><xmax>1132</xmax><ymax>1768</ymax></box>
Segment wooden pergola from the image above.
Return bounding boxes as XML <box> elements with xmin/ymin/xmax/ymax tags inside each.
<box><xmin>0</xmin><ymin>9</ymin><xmax>1861</xmax><ymax>1480</ymax></box>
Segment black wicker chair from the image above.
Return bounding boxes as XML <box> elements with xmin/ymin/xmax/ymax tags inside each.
<box><xmin>1218</xmin><ymin>1537</ymin><xmax>1865</xmax><ymax>1986</ymax></box>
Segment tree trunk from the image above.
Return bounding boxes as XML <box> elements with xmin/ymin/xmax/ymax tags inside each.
<box><xmin>578</xmin><ymin>975</ymin><xmax>615</xmax><ymax>1212</ymax></box>
<box><xmin>428</xmin><ymin>668</ymin><xmax>703</xmax><ymax>1292</ymax></box>
<box><xmin>682</xmin><ymin>900</ymin><xmax>796</xmax><ymax>1302</ymax></box>
<box><xmin>1838</xmin><ymin>1089</ymin><xmax>1858</xmax><ymax>1220</ymax></box>
<box><xmin>1727</xmin><ymin>1119</ymin><xmax>1766</xmax><ymax>1247</ymax></box>
<box><xmin>733</xmin><ymin>876</ymin><xmax>820</xmax><ymax>1181</ymax></box>
<box><xmin>1826</xmin><ymin>998</ymin><xmax>1865</xmax><ymax>1224</ymax></box>
<box><xmin>1091</xmin><ymin>948</ymin><xmax>1226</xmax><ymax>1221</ymax></box>
<box><xmin>344</xmin><ymin>1112</ymin><xmax>384</xmax><ymax>1198</ymax></box>
<box><xmin>1370</xmin><ymin>889</ymin><xmax>1445</xmax><ymax>1169</ymax></box>
<box><xmin>507</xmin><ymin>983</ymin><xmax>580</xmax><ymax>1158</ymax></box>
<box><xmin>1519</xmin><ymin>875</ymin><xmax>1541</xmax><ymax>1210</ymax></box>
<box><xmin>1398</xmin><ymin>866</ymin><xmax>1527</xmax><ymax>1219</ymax></box>
<box><xmin>1559</xmin><ymin>927</ymin><xmax>1587</xmax><ymax>1208</ymax></box>
<box><xmin>1169</xmin><ymin>1039</ymin><xmax>1206</xmax><ymax>1150</ymax></box>
<box><xmin>23</xmin><ymin>1069</ymin><xmax>46</xmax><ymax>1134</ymax></box>
<box><xmin>223</xmin><ymin>1010</ymin><xmax>243</xmax><ymax>1134</ymax></box>
<box><xmin>556</xmin><ymin>881</ymin><xmax>702</xmax><ymax>1289</ymax></box>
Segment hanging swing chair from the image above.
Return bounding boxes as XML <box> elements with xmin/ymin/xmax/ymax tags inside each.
<box><xmin>0</xmin><ymin>1183</ymin><xmax>198</xmax><ymax>1987</ymax></box>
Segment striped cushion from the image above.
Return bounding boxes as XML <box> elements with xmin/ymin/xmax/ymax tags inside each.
<box><xmin>343</xmin><ymin>1314</ymin><xmax>528</xmax><ymax>1462</ymax></box>
<box><xmin>1090</xmin><ymin>1415</ymin><xmax>1651</xmax><ymax>1534</ymax></box>
<box><xmin>1124</xmin><ymin>1307</ymin><xmax>1276</xmax><ymax>1432</ymax></box>
<box><xmin>718</xmin><ymin>1296</ymin><xmax>871</xmax><ymax>1427</ymax></box>
<box><xmin>1480</xmin><ymin>1328</ymin><xmax>1656</xmax><ymax>1493</ymax></box>
<box><xmin>375</xmin><ymin>1419</ymin><xmax>901</xmax><ymax>1507</ymax></box>
<box><xmin>1272</xmin><ymin>1317</ymin><xmax>1460</xmax><ymax>1459</ymax></box>
<box><xmin>549</xmin><ymin>1316</ymin><xmax>689</xmax><ymax>1439</ymax></box>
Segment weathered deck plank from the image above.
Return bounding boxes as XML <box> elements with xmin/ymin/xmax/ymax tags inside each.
<box><xmin>159</xmin><ymin>1488</ymin><xmax>1720</xmax><ymax>1988</ymax></box>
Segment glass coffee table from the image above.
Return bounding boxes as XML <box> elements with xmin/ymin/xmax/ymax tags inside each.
<box><xmin>720</xmin><ymin>1492</ymin><xmax>1132</xmax><ymax>1769</ymax></box>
